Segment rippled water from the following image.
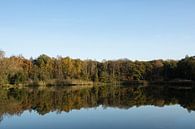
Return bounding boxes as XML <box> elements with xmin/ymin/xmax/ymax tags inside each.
<box><xmin>0</xmin><ymin>85</ymin><xmax>195</xmax><ymax>129</ymax></box>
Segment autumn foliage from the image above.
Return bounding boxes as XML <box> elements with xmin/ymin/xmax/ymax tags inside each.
<box><xmin>0</xmin><ymin>50</ymin><xmax>195</xmax><ymax>85</ymax></box>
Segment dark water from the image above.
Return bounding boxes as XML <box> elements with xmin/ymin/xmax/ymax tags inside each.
<box><xmin>0</xmin><ymin>85</ymin><xmax>195</xmax><ymax>129</ymax></box>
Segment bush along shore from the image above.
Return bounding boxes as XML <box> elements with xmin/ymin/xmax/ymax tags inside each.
<box><xmin>1</xmin><ymin>79</ymin><xmax>195</xmax><ymax>89</ymax></box>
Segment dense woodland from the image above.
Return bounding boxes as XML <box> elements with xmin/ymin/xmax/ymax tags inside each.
<box><xmin>0</xmin><ymin>50</ymin><xmax>195</xmax><ymax>85</ymax></box>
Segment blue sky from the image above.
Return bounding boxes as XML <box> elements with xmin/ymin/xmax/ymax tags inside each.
<box><xmin>0</xmin><ymin>0</ymin><xmax>195</xmax><ymax>61</ymax></box>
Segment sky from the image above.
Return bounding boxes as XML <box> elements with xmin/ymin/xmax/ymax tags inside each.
<box><xmin>0</xmin><ymin>0</ymin><xmax>195</xmax><ymax>61</ymax></box>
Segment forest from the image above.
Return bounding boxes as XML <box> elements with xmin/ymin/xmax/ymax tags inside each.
<box><xmin>0</xmin><ymin>50</ymin><xmax>195</xmax><ymax>85</ymax></box>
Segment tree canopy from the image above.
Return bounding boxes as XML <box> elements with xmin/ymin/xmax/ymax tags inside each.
<box><xmin>0</xmin><ymin>51</ymin><xmax>195</xmax><ymax>85</ymax></box>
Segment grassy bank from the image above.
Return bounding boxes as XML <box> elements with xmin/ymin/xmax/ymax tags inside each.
<box><xmin>28</xmin><ymin>79</ymin><xmax>94</xmax><ymax>87</ymax></box>
<box><xmin>120</xmin><ymin>80</ymin><xmax>195</xmax><ymax>87</ymax></box>
<box><xmin>1</xmin><ymin>79</ymin><xmax>195</xmax><ymax>88</ymax></box>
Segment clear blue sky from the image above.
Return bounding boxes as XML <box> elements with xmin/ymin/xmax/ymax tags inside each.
<box><xmin>0</xmin><ymin>0</ymin><xmax>195</xmax><ymax>61</ymax></box>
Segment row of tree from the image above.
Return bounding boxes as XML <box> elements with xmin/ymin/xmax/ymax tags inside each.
<box><xmin>0</xmin><ymin>50</ymin><xmax>195</xmax><ymax>85</ymax></box>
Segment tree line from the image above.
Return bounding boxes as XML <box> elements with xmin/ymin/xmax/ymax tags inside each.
<box><xmin>0</xmin><ymin>50</ymin><xmax>195</xmax><ymax>85</ymax></box>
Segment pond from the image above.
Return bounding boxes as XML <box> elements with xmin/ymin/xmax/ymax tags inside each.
<box><xmin>0</xmin><ymin>85</ymin><xmax>195</xmax><ymax>129</ymax></box>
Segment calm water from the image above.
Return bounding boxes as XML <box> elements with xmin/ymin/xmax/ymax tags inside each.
<box><xmin>0</xmin><ymin>85</ymin><xmax>195</xmax><ymax>129</ymax></box>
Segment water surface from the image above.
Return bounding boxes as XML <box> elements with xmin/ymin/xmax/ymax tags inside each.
<box><xmin>0</xmin><ymin>85</ymin><xmax>195</xmax><ymax>129</ymax></box>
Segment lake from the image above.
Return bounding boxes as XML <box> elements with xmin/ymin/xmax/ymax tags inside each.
<box><xmin>0</xmin><ymin>85</ymin><xmax>195</xmax><ymax>129</ymax></box>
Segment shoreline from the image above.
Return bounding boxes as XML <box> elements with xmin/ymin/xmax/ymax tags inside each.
<box><xmin>1</xmin><ymin>79</ymin><xmax>195</xmax><ymax>88</ymax></box>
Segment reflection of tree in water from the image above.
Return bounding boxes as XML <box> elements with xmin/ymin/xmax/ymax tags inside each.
<box><xmin>0</xmin><ymin>116</ymin><xmax>2</xmax><ymax>123</ymax></box>
<box><xmin>0</xmin><ymin>85</ymin><xmax>195</xmax><ymax>120</ymax></box>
